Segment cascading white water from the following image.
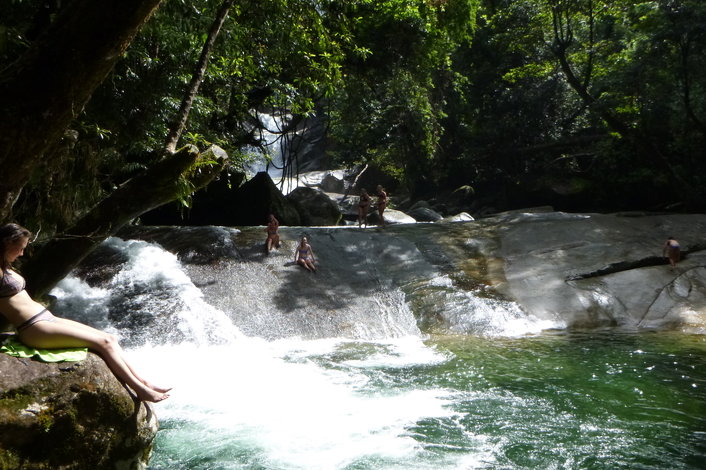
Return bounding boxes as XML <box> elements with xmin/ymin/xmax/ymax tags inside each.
<box><xmin>48</xmin><ymin>229</ymin><xmax>592</xmax><ymax>470</ymax></box>
<box><xmin>51</xmin><ymin>237</ymin><xmax>240</xmax><ymax>346</ymax></box>
<box><xmin>50</xmin><ymin>237</ymin><xmax>470</xmax><ymax>469</ymax></box>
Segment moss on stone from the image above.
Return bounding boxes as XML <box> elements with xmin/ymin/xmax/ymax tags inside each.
<box><xmin>1</xmin><ymin>353</ymin><xmax>157</xmax><ymax>469</ymax></box>
<box><xmin>0</xmin><ymin>449</ymin><xmax>20</xmax><ymax>470</ymax></box>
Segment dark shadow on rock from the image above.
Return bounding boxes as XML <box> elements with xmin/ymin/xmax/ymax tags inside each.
<box><xmin>566</xmin><ymin>244</ymin><xmax>706</xmax><ymax>281</ymax></box>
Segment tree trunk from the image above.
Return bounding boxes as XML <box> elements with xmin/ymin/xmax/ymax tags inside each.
<box><xmin>23</xmin><ymin>145</ymin><xmax>226</xmax><ymax>299</ymax></box>
<box><xmin>163</xmin><ymin>0</ymin><xmax>236</xmax><ymax>154</ymax></box>
<box><xmin>0</xmin><ymin>0</ymin><xmax>163</xmax><ymax>221</ymax></box>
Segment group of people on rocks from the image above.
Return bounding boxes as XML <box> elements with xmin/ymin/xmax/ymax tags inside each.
<box><xmin>265</xmin><ymin>185</ymin><xmax>389</xmax><ymax>273</ymax></box>
<box><xmin>357</xmin><ymin>185</ymin><xmax>387</xmax><ymax>228</ymax></box>
<box><xmin>0</xmin><ymin>216</ymin><xmax>683</xmax><ymax>404</ymax></box>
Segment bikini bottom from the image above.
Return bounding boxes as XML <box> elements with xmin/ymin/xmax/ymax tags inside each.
<box><xmin>17</xmin><ymin>309</ymin><xmax>57</xmax><ymax>333</ymax></box>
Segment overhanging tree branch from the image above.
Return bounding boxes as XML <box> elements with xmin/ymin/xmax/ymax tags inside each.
<box><xmin>24</xmin><ymin>145</ymin><xmax>226</xmax><ymax>298</ymax></box>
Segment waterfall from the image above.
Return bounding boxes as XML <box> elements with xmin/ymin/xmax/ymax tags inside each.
<box><xmin>51</xmin><ymin>224</ymin><xmax>556</xmax><ymax>344</ymax></box>
<box><xmin>45</xmin><ymin>224</ymin><xmax>705</xmax><ymax>470</ymax></box>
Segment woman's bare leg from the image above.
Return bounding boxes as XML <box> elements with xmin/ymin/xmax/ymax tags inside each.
<box><xmin>298</xmin><ymin>259</ymin><xmax>313</xmax><ymax>272</ymax></box>
<box><xmin>32</xmin><ymin>319</ymin><xmax>171</xmax><ymax>392</ymax></box>
<box><xmin>19</xmin><ymin>318</ymin><xmax>169</xmax><ymax>402</ymax></box>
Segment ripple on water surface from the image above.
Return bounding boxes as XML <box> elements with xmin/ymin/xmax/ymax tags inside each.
<box><xmin>141</xmin><ymin>332</ymin><xmax>706</xmax><ymax>470</ymax></box>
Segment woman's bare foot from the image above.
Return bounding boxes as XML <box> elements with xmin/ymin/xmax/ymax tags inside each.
<box><xmin>141</xmin><ymin>379</ymin><xmax>172</xmax><ymax>394</ymax></box>
<box><xmin>137</xmin><ymin>388</ymin><xmax>170</xmax><ymax>402</ymax></box>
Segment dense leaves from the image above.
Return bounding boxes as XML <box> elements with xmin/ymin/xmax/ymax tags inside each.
<box><xmin>2</xmin><ymin>0</ymin><xmax>706</xmax><ymax>234</ymax></box>
<box><xmin>328</xmin><ymin>0</ymin><xmax>479</xmax><ymax>195</ymax></box>
<box><xmin>438</xmin><ymin>0</ymin><xmax>706</xmax><ymax>210</ymax></box>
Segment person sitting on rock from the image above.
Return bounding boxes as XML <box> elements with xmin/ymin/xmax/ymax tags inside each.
<box><xmin>265</xmin><ymin>214</ymin><xmax>281</xmax><ymax>254</ymax></box>
<box><xmin>294</xmin><ymin>236</ymin><xmax>317</xmax><ymax>273</ymax></box>
<box><xmin>663</xmin><ymin>236</ymin><xmax>681</xmax><ymax>270</ymax></box>
<box><xmin>0</xmin><ymin>223</ymin><xmax>170</xmax><ymax>402</ymax></box>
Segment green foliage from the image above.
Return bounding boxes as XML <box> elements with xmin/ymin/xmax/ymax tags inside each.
<box><xmin>4</xmin><ymin>0</ymin><xmax>356</xmax><ymax>227</ymax></box>
<box><xmin>433</xmin><ymin>0</ymin><xmax>706</xmax><ymax>210</ymax></box>
<box><xmin>4</xmin><ymin>0</ymin><xmax>706</xmax><ymax>223</ymax></box>
<box><xmin>328</xmin><ymin>0</ymin><xmax>480</xmax><ymax>195</ymax></box>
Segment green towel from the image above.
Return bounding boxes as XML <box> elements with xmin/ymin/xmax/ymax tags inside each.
<box><xmin>0</xmin><ymin>336</ymin><xmax>87</xmax><ymax>362</ymax></box>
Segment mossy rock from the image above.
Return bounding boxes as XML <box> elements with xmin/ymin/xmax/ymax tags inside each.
<box><xmin>0</xmin><ymin>346</ymin><xmax>157</xmax><ymax>470</ymax></box>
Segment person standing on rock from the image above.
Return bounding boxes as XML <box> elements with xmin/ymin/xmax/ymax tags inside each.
<box><xmin>663</xmin><ymin>237</ymin><xmax>681</xmax><ymax>270</ymax></box>
<box><xmin>265</xmin><ymin>214</ymin><xmax>281</xmax><ymax>254</ymax></box>
<box><xmin>0</xmin><ymin>223</ymin><xmax>170</xmax><ymax>402</ymax></box>
<box><xmin>294</xmin><ymin>236</ymin><xmax>317</xmax><ymax>273</ymax></box>
<box><xmin>358</xmin><ymin>189</ymin><xmax>371</xmax><ymax>228</ymax></box>
<box><xmin>376</xmin><ymin>185</ymin><xmax>388</xmax><ymax>227</ymax></box>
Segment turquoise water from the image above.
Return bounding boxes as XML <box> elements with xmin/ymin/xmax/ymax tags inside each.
<box><xmin>48</xmin><ymin>235</ymin><xmax>706</xmax><ymax>469</ymax></box>
<box><xmin>144</xmin><ymin>331</ymin><xmax>706</xmax><ymax>470</ymax></box>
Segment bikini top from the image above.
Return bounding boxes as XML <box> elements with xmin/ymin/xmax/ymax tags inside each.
<box><xmin>0</xmin><ymin>269</ymin><xmax>26</xmax><ymax>298</ymax></box>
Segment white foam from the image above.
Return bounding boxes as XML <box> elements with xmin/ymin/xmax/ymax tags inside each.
<box><xmin>137</xmin><ymin>337</ymin><xmax>458</xmax><ymax>470</ymax></box>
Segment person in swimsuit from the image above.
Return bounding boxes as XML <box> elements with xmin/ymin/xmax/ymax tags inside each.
<box><xmin>294</xmin><ymin>236</ymin><xmax>317</xmax><ymax>272</ymax></box>
<box><xmin>265</xmin><ymin>214</ymin><xmax>281</xmax><ymax>254</ymax></box>
<box><xmin>357</xmin><ymin>189</ymin><xmax>371</xmax><ymax>228</ymax></box>
<box><xmin>663</xmin><ymin>236</ymin><xmax>681</xmax><ymax>270</ymax></box>
<box><xmin>0</xmin><ymin>223</ymin><xmax>170</xmax><ymax>402</ymax></box>
<box><xmin>376</xmin><ymin>185</ymin><xmax>388</xmax><ymax>227</ymax></box>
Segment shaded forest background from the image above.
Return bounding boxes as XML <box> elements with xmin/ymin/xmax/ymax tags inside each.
<box><xmin>1</xmin><ymin>0</ymin><xmax>706</xmax><ymax>295</ymax></box>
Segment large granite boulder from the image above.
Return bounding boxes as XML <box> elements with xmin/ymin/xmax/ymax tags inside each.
<box><xmin>407</xmin><ymin>201</ymin><xmax>443</xmax><ymax>222</ymax></box>
<box><xmin>440</xmin><ymin>212</ymin><xmax>475</xmax><ymax>223</ymax></box>
<box><xmin>367</xmin><ymin>208</ymin><xmax>417</xmax><ymax>226</ymax></box>
<box><xmin>319</xmin><ymin>172</ymin><xmax>345</xmax><ymax>193</ymax></box>
<box><xmin>286</xmin><ymin>187</ymin><xmax>342</xmax><ymax>226</ymax></box>
<box><xmin>0</xmin><ymin>346</ymin><xmax>158</xmax><ymax>470</ymax></box>
<box><xmin>489</xmin><ymin>211</ymin><xmax>706</xmax><ymax>331</ymax></box>
<box><xmin>76</xmin><ymin>212</ymin><xmax>706</xmax><ymax>342</ymax></box>
<box><xmin>230</xmin><ymin>172</ymin><xmax>301</xmax><ymax>226</ymax></box>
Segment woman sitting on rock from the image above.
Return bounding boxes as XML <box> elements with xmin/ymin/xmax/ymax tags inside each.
<box><xmin>294</xmin><ymin>236</ymin><xmax>317</xmax><ymax>273</ymax></box>
<box><xmin>0</xmin><ymin>223</ymin><xmax>170</xmax><ymax>402</ymax></box>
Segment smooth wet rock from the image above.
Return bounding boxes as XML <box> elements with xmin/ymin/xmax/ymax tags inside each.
<box><xmin>367</xmin><ymin>208</ymin><xmax>416</xmax><ymax>226</ymax></box>
<box><xmin>491</xmin><ymin>212</ymin><xmax>706</xmax><ymax>332</ymax></box>
<box><xmin>319</xmin><ymin>172</ymin><xmax>345</xmax><ymax>193</ymax></box>
<box><xmin>440</xmin><ymin>212</ymin><xmax>475</xmax><ymax>223</ymax></box>
<box><xmin>407</xmin><ymin>205</ymin><xmax>443</xmax><ymax>222</ymax></box>
<box><xmin>62</xmin><ymin>212</ymin><xmax>706</xmax><ymax>340</ymax></box>
<box><xmin>286</xmin><ymin>187</ymin><xmax>342</xmax><ymax>226</ymax></box>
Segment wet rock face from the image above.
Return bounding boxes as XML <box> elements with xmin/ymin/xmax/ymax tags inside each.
<box><xmin>489</xmin><ymin>212</ymin><xmax>706</xmax><ymax>332</ymax></box>
<box><xmin>102</xmin><ymin>211</ymin><xmax>706</xmax><ymax>338</ymax></box>
<box><xmin>0</xmin><ymin>348</ymin><xmax>157</xmax><ymax>470</ymax></box>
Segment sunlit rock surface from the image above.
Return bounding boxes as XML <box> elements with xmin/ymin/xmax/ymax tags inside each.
<box><xmin>97</xmin><ymin>211</ymin><xmax>706</xmax><ymax>339</ymax></box>
<box><xmin>492</xmin><ymin>211</ymin><xmax>706</xmax><ymax>332</ymax></box>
